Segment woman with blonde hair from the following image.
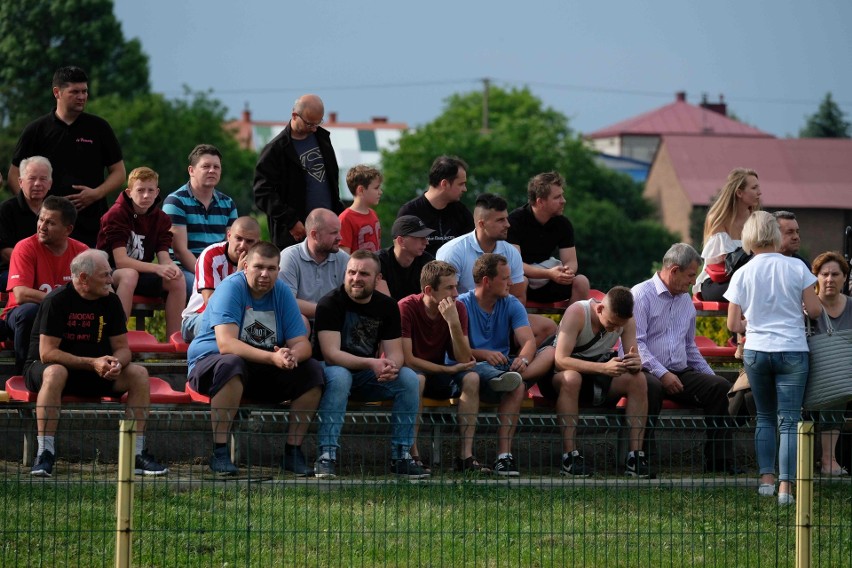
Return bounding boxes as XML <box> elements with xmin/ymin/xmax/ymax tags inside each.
<box><xmin>810</xmin><ymin>251</ymin><xmax>851</xmax><ymax>476</ymax></box>
<box><xmin>725</xmin><ymin>211</ymin><xmax>822</xmax><ymax>505</ymax></box>
<box><xmin>695</xmin><ymin>168</ymin><xmax>761</xmax><ymax>301</ymax></box>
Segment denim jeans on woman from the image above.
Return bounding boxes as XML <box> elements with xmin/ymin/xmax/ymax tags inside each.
<box><xmin>743</xmin><ymin>349</ymin><xmax>809</xmax><ymax>482</ymax></box>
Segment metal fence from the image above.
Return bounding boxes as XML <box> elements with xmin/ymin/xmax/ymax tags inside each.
<box><xmin>0</xmin><ymin>406</ymin><xmax>850</xmax><ymax>567</ymax></box>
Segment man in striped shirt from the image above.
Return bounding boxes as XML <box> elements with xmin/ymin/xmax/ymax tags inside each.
<box><xmin>631</xmin><ymin>243</ymin><xmax>739</xmax><ymax>474</ymax></box>
<box><xmin>164</xmin><ymin>144</ymin><xmax>238</xmax><ymax>299</ymax></box>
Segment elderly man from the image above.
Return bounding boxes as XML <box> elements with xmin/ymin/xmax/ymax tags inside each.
<box><xmin>313</xmin><ymin>250</ymin><xmax>427</xmax><ymax>479</ymax></box>
<box><xmin>9</xmin><ymin>66</ymin><xmax>125</xmax><ymax>247</ymax></box>
<box><xmin>2</xmin><ymin>196</ymin><xmax>89</xmax><ymax>371</ymax></box>
<box><xmin>0</xmin><ymin>156</ymin><xmax>53</xmax><ymax>290</ymax></box>
<box><xmin>25</xmin><ymin>250</ymin><xmax>166</xmax><ymax>477</ymax></box>
<box><xmin>632</xmin><ymin>243</ymin><xmax>739</xmax><ymax>474</ymax></box>
<box><xmin>507</xmin><ymin>171</ymin><xmax>590</xmax><ymax>304</ymax></box>
<box><xmin>278</xmin><ymin>208</ymin><xmax>350</xmax><ymax>322</ymax></box>
<box><xmin>253</xmin><ymin>94</ymin><xmax>343</xmax><ymax>249</ymax></box>
<box><xmin>398</xmin><ymin>156</ymin><xmax>474</xmax><ymax>256</ymax></box>
<box><xmin>187</xmin><ymin>242</ymin><xmax>324</xmax><ymax>476</ymax></box>
<box><xmin>181</xmin><ymin>216</ymin><xmax>261</xmax><ymax>341</ymax></box>
<box><xmin>163</xmin><ymin>144</ymin><xmax>239</xmax><ymax>299</ymax></box>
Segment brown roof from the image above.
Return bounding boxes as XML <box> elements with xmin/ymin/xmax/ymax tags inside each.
<box><xmin>661</xmin><ymin>135</ymin><xmax>852</xmax><ymax>209</ymax></box>
<box><xmin>587</xmin><ymin>97</ymin><xmax>773</xmax><ymax>139</ymax></box>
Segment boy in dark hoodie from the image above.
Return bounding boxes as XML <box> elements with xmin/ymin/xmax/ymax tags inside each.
<box><xmin>97</xmin><ymin>167</ymin><xmax>186</xmax><ymax>336</ymax></box>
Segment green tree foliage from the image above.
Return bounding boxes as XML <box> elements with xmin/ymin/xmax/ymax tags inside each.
<box><xmin>88</xmin><ymin>90</ymin><xmax>257</xmax><ymax>214</ymax></box>
<box><xmin>799</xmin><ymin>92</ymin><xmax>851</xmax><ymax>138</ymax></box>
<box><xmin>379</xmin><ymin>86</ymin><xmax>675</xmax><ymax>287</ymax></box>
<box><xmin>0</xmin><ymin>0</ymin><xmax>149</xmax><ymax>128</ymax></box>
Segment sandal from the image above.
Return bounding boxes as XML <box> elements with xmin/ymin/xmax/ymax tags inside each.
<box><xmin>455</xmin><ymin>456</ymin><xmax>492</xmax><ymax>474</ymax></box>
<box><xmin>820</xmin><ymin>466</ymin><xmax>850</xmax><ymax>477</ymax></box>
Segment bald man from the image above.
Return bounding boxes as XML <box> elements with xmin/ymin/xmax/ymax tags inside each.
<box><xmin>253</xmin><ymin>94</ymin><xmax>344</xmax><ymax>249</ymax></box>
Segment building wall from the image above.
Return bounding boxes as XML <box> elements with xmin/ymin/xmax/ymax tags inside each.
<box><xmin>793</xmin><ymin>209</ymin><xmax>849</xmax><ymax>262</ymax></box>
<box><xmin>622</xmin><ymin>135</ymin><xmax>661</xmax><ymax>163</ymax></box>
<box><xmin>643</xmin><ymin>144</ymin><xmax>694</xmax><ymax>243</ymax></box>
<box><xmin>589</xmin><ymin>136</ymin><xmax>621</xmax><ymax>156</ymax></box>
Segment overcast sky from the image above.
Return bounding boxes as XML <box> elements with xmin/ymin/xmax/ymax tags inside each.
<box><xmin>113</xmin><ymin>0</ymin><xmax>852</xmax><ymax>138</ymax></box>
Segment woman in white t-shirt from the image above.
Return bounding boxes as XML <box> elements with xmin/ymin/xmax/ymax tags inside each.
<box><xmin>725</xmin><ymin>211</ymin><xmax>822</xmax><ymax>505</ymax></box>
<box><xmin>695</xmin><ymin>168</ymin><xmax>762</xmax><ymax>302</ymax></box>
<box><xmin>810</xmin><ymin>251</ymin><xmax>852</xmax><ymax>476</ymax></box>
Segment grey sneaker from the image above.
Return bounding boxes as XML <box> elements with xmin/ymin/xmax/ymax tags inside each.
<box><xmin>561</xmin><ymin>450</ymin><xmax>592</xmax><ymax>477</ymax></box>
<box><xmin>282</xmin><ymin>446</ymin><xmax>313</xmax><ymax>477</ymax></box>
<box><xmin>209</xmin><ymin>448</ymin><xmax>238</xmax><ymax>476</ymax></box>
<box><xmin>314</xmin><ymin>457</ymin><xmax>337</xmax><ymax>479</ymax></box>
<box><xmin>489</xmin><ymin>371</ymin><xmax>523</xmax><ymax>392</ymax></box>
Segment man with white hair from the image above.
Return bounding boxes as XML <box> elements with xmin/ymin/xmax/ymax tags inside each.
<box><xmin>25</xmin><ymin>249</ymin><xmax>166</xmax><ymax>477</ymax></box>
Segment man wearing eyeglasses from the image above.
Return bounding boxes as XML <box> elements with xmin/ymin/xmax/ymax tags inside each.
<box><xmin>253</xmin><ymin>94</ymin><xmax>344</xmax><ymax>250</ymax></box>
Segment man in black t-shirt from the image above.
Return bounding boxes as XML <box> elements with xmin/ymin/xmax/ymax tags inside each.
<box><xmin>376</xmin><ymin>215</ymin><xmax>435</xmax><ymax>300</ymax></box>
<box><xmin>507</xmin><ymin>171</ymin><xmax>590</xmax><ymax>304</ymax></box>
<box><xmin>9</xmin><ymin>67</ymin><xmax>125</xmax><ymax>247</ymax></box>
<box><xmin>24</xmin><ymin>250</ymin><xmax>166</xmax><ymax>478</ymax></box>
<box><xmin>313</xmin><ymin>250</ymin><xmax>428</xmax><ymax>480</ymax></box>
<box><xmin>397</xmin><ymin>156</ymin><xmax>474</xmax><ymax>256</ymax></box>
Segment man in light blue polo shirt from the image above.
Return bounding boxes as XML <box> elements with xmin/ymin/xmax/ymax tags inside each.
<box><xmin>278</xmin><ymin>208</ymin><xmax>350</xmax><ymax>322</ymax></box>
<box><xmin>163</xmin><ymin>144</ymin><xmax>239</xmax><ymax>299</ymax></box>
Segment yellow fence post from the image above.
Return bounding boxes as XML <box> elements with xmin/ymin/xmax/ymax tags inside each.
<box><xmin>796</xmin><ymin>420</ymin><xmax>814</xmax><ymax>568</ymax></box>
<box><xmin>115</xmin><ymin>419</ymin><xmax>136</xmax><ymax>568</ymax></box>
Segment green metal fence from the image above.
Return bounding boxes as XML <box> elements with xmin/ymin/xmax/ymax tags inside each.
<box><xmin>0</xmin><ymin>407</ymin><xmax>850</xmax><ymax>567</ymax></box>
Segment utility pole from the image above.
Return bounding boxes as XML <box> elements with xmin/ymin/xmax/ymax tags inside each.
<box><xmin>481</xmin><ymin>77</ymin><xmax>491</xmax><ymax>134</ymax></box>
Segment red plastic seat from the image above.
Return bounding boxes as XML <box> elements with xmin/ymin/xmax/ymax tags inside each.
<box><xmin>694</xmin><ymin>335</ymin><xmax>736</xmax><ymax>359</ymax></box>
<box><xmin>169</xmin><ymin>331</ymin><xmax>189</xmax><ymax>354</ymax></box>
<box><xmin>692</xmin><ymin>292</ymin><xmax>729</xmax><ymax>314</ymax></box>
<box><xmin>127</xmin><ymin>330</ymin><xmax>176</xmax><ymax>354</ymax></box>
<box><xmin>131</xmin><ymin>295</ymin><xmax>165</xmax><ymax>308</ymax></box>
<box><xmin>588</xmin><ymin>289</ymin><xmax>605</xmax><ymax>302</ymax></box>
<box><xmin>5</xmin><ymin>375</ymin><xmax>189</xmax><ymax>404</ymax></box>
<box><xmin>525</xmin><ymin>299</ymin><xmax>569</xmax><ymax>312</ymax></box>
<box><xmin>616</xmin><ymin>396</ymin><xmax>686</xmax><ymax>411</ymax></box>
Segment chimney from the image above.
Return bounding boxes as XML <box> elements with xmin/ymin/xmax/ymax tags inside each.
<box><xmin>699</xmin><ymin>93</ymin><xmax>728</xmax><ymax>117</ymax></box>
<box><xmin>241</xmin><ymin>103</ymin><xmax>251</xmax><ymax>123</ymax></box>
<box><xmin>372</xmin><ymin>117</ymin><xmax>388</xmax><ymax>124</ymax></box>
<box><xmin>675</xmin><ymin>91</ymin><xmax>687</xmax><ymax>102</ymax></box>
<box><xmin>328</xmin><ymin>112</ymin><xmax>338</xmax><ymax>124</ymax></box>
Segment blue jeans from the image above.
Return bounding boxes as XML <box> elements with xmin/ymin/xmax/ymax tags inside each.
<box><xmin>317</xmin><ymin>364</ymin><xmax>420</xmax><ymax>460</ymax></box>
<box><xmin>181</xmin><ymin>268</ymin><xmax>195</xmax><ymax>301</ymax></box>
<box><xmin>743</xmin><ymin>349</ymin><xmax>809</xmax><ymax>481</ymax></box>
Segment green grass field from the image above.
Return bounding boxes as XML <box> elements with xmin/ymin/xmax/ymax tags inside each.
<box><xmin>2</xmin><ymin>474</ymin><xmax>849</xmax><ymax>567</ymax></box>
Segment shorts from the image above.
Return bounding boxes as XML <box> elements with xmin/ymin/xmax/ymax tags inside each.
<box><xmin>537</xmin><ymin>371</ymin><xmax>614</xmax><ymax>407</ymax></box>
<box><xmin>473</xmin><ymin>360</ymin><xmax>529</xmax><ymax>404</ymax></box>
<box><xmin>188</xmin><ymin>353</ymin><xmax>324</xmax><ymax>402</ymax></box>
<box><xmin>24</xmin><ymin>361</ymin><xmax>126</xmax><ymax>397</ymax></box>
<box><xmin>134</xmin><ymin>273</ymin><xmax>166</xmax><ymax>298</ymax></box>
<box><xmin>421</xmin><ymin>370</ymin><xmax>471</xmax><ymax>399</ymax></box>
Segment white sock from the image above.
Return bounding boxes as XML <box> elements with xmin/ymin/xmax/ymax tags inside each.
<box><xmin>37</xmin><ymin>436</ymin><xmax>55</xmax><ymax>457</ymax></box>
<box><xmin>135</xmin><ymin>435</ymin><xmax>145</xmax><ymax>456</ymax></box>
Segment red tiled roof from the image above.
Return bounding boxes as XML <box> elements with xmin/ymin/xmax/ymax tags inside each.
<box><xmin>661</xmin><ymin>135</ymin><xmax>852</xmax><ymax>209</ymax></box>
<box><xmin>587</xmin><ymin>100</ymin><xmax>773</xmax><ymax>139</ymax></box>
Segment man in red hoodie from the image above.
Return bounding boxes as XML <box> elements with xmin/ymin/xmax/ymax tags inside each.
<box><xmin>97</xmin><ymin>167</ymin><xmax>185</xmax><ymax>336</ymax></box>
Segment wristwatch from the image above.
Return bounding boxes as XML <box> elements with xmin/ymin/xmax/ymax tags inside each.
<box><xmin>520</xmin><ymin>357</ymin><xmax>530</xmax><ymax>366</ymax></box>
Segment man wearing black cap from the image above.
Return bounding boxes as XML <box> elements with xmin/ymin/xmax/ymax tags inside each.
<box><xmin>376</xmin><ymin>215</ymin><xmax>435</xmax><ymax>300</ymax></box>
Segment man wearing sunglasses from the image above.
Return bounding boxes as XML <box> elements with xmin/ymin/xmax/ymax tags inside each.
<box><xmin>254</xmin><ymin>94</ymin><xmax>343</xmax><ymax>250</ymax></box>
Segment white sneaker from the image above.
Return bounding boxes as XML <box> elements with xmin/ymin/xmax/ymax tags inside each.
<box><xmin>778</xmin><ymin>493</ymin><xmax>795</xmax><ymax>506</ymax></box>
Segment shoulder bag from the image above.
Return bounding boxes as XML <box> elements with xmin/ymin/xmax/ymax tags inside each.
<box><xmin>804</xmin><ymin>312</ymin><xmax>852</xmax><ymax>410</ymax></box>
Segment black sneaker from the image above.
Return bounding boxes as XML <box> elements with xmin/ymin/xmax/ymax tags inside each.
<box><xmin>135</xmin><ymin>450</ymin><xmax>168</xmax><ymax>476</ymax></box>
<box><xmin>314</xmin><ymin>457</ymin><xmax>337</xmax><ymax>479</ymax></box>
<box><xmin>31</xmin><ymin>451</ymin><xmax>55</xmax><ymax>477</ymax></box>
<box><xmin>391</xmin><ymin>458</ymin><xmax>431</xmax><ymax>480</ymax></box>
<box><xmin>493</xmin><ymin>454</ymin><xmax>520</xmax><ymax>477</ymax></box>
<box><xmin>625</xmin><ymin>450</ymin><xmax>650</xmax><ymax>478</ymax></box>
<box><xmin>455</xmin><ymin>456</ymin><xmax>492</xmax><ymax>475</ymax></box>
<box><xmin>282</xmin><ymin>446</ymin><xmax>313</xmax><ymax>477</ymax></box>
<box><xmin>209</xmin><ymin>448</ymin><xmax>238</xmax><ymax>476</ymax></box>
<box><xmin>561</xmin><ymin>450</ymin><xmax>592</xmax><ymax>477</ymax></box>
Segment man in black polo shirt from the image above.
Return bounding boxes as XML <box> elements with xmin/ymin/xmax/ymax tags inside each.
<box><xmin>8</xmin><ymin>66</ymin><xmax>125</xmax><ymax>247</ymax></box>
<box><xmin>507</xmin><ymin>171</ymin><xmax>590</xmax><ymax>304</ymax></box>
<box><xmin>376</xmin><ymin>215</ymin><xmax>435</xmax><ymax>300</ymax></box>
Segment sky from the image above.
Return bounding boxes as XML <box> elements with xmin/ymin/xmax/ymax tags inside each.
<box><xmin>112</xmin><ymin>0</ymin><xmax>852</xmax><ymax>139</ymax></box>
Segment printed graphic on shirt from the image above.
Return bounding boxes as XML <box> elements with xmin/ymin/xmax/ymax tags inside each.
<box><xmin>240</xmin><ymin>308</ymin><xmax>277</xmax><ymax>350</ymax></box>
<box><xmin>341</xmin><ymin>312</ymin><xmax>381</xmax><ymax>357</ymax></box>
<box><xmin>300</xmin><ymin>146</ymin><xmax>326</xmax><ymax>183</ymax></box>
<box><xmin>127</xmin><ymin>232</ymin><xmax>146</xmax><ymax>260</ymax></box>
<box><xmin>63</xmin><ymin>312</ymin><xmax>106</xmax><ymax>343</ymax></box>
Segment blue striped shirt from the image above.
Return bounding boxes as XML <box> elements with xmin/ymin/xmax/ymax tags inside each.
<box><xmin>631</xmin><ymin>273</ymin><xmax>714</xmax><ymax>378</ymax></box>
<box><xmin>163</xmin><ymin>182</ymin><xmax>238</xmax><ymax>259</ymax></box>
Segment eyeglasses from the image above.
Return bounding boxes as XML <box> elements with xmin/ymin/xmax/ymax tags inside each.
<box><xmin>297</xmin><ymin>113</ymin><xmax>323</xmax><ymax>128</ymax></box>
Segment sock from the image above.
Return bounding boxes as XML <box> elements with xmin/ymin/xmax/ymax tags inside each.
<box><xmin>215</xmin><ymin>442</ymin><xmax>227</xmax><ymax>450</ymax></box>
<box><xmin>285</xmin><ymin>443</ymin><xmax>298</xmax><ymax>452</ymax></box>
<box><xmin>498</xmin><ymin>452</ymin><xmax>510</xmax><ymax>460</ymax></box>
<box><xmin>37</xmin><ymin>436</ymin><xmax>55</xmax><ymax>457</ymax></box>
<box><xmin>135</xmin><ymin>435</ymin><xmax>145</xmax><ymax>456</ymax></box>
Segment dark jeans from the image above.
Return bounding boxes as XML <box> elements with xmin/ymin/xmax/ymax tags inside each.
<box><xmin>6</xmin><ymin>303</ymin><xmax>39</xmax><ymax>373</ymax></box>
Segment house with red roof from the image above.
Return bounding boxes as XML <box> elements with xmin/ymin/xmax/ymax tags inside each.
<box><xmin>644</xmin><ymin>135</ymin><xmax>852</xmax><ymax>257</ymax></box>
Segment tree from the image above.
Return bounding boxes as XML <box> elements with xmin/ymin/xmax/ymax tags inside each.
<box><xmin>379</xmin><ymin>86</ymin><xmax>675</xmax><ymax>286</ymax></box>
<box><xmin>88</xmin><ymin>90</ymin><xmax>258</xmax><ymax>215</ymax></box>
<box><xmin>0</xmin><ymin>0</ymin><xmax>149</xmax><ymax>128</ymax></box>
<box><xmin>799</xmin><ymin>93</ymin><xmax>851</xmax><ymax>138</ymax></box>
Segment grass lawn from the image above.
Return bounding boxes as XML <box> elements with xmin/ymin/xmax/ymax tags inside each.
<box><xmin>1</xmin><ymin>471</ymin><xmax>850</xmax><ymax>567</ymax></box>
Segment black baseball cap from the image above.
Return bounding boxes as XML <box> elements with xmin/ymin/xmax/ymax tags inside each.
<box><xmin>391</xmin><ymin>215</ymin><xmax>435</xmax><ymax>238</ymax></box>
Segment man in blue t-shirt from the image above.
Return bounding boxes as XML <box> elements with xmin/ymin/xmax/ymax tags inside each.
<box><xmin>456</xmin><ymin>253</ymin><xmax>555</xmax><ymax>477</ymax></box>
<box><xmin>187</xmin><ymin>242</ymin><xmax>323</xmax><ymax>477</ymax></box>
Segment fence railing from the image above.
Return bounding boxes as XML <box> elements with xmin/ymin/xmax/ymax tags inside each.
<box><xmin>0</xmin><ymin>408</ymin><xmax>850</xmax><ymax>567</ymax></box>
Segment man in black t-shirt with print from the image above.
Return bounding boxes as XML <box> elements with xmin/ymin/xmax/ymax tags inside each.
<box><xmin>25</xmin><ymin>250</ymin><xmax>166</xmax><ymax>478</ymax></box>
